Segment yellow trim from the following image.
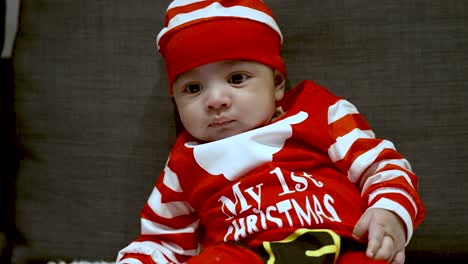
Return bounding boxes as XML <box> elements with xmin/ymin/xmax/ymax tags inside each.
<box><xmin>262</xmin><ymin>241</ymin><xmax>276</xmax><ymax>264</ymax></box>
<box><xmin>305</xmin><ymin>244</ymin><xmax>338</xmax><ymax>257</ymax></box>
<box><xmin>264</xmin><ymin>228</ymin><xmax>342</xmax><ymax>264</ymax></box>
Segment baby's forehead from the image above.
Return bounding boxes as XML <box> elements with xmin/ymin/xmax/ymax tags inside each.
<box><xmin>177</xmin><ymin>60</ymin><xmax>268</xmax><ymax>79</ymax></box>
<box><xmin>198</xmin><ymin>60</ymin><xmax>262</xmax><ymax>69</ymax></box>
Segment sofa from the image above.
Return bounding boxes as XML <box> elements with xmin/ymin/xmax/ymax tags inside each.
<box><xmin>1</xmin><ymin>0</ymin><xmax>467</xmax><ymax>263</ymax></box>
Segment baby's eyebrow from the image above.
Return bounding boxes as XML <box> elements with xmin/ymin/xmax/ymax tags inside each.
<box><xmin>174</xmin><ymin>73</ymin><xmax>199</xmax><ymax>83</ymax></box>
<box><xmin>221</xmin><ymin>60</ymin><xmax>251</xmax><ymax>67</ymax></box>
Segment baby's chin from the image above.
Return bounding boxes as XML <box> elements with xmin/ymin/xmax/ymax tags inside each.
<box><xmin>194</xmin><ymin>120</ymin><xmax>269</xmax><ymax>142</ymax></box>
<box><xmin>200</xmin><ymin>127</ymin><xmax>252</xmax><ymax>142</ymax></box>
<box><xmin>205</xmin><ymin>130</ymin><xmax>244</xmax><ymax>142</ymax></box>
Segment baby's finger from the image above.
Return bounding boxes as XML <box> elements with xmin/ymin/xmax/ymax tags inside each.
<box><xmin>366</xmin><ymin>222</ymin><xmax>385</xmax><ymax>258</ymax></box>
<box><xmin>392</xmin><ymin>250</ymin><xmax>405</xmax><ymax>264</ymax></box>
<box><xmin>374</xmin><ymin>235</ymin><xmax>395</xmax><ymax>261</ymax></box>
<box><xmin>352</xmin><ymin>213</ymin><xmax>371</xmax><ymax>240</ymax></box>
<box><xmin>366</xmin><ymin>237</ymin><xmax>381</xmax><ymax>258</ymax></box>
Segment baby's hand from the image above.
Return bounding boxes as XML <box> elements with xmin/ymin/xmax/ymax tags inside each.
<box><xmin>352</xmin><ymin>208</ymin><xmax>406</xmax><ymax>264</ymax></box>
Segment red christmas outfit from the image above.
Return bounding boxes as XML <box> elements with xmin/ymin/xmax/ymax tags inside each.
<box><xmin>117</xmin><ymin>81</ymin><xmax>425</xmax><ymax>264</ymax></box>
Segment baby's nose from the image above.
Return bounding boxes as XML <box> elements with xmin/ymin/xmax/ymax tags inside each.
<box><xmin>206</xmin><ymin>86</ymin><xmax>232</xmax><ymax>110</ymax></box>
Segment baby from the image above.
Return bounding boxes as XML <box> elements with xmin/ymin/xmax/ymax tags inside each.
<box><xmin>117</xmin><ymin>1</ymin><xmax>425</xmax><ymax>263</ymax></box>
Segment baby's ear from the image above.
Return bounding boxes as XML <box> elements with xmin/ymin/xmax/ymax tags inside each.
<box><xmin>274</xmin><ymin>70</ymin><xmax>285</xmax><ymax>101</ymax></box>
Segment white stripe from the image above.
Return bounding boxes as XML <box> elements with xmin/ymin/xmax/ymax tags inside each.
<box><xmin>359</xmin><ymin>158</ymin><xmax>413</xmax><ymax>189</ymax></box>
<box><xmin>368</xmin><ymin>187</ymin><xmax>418</xmax><ymax>216</ymax></box>
<box><xmin>116</xmin><ymin>240</ymin><xmax>201</xmax><ymax>263</ymax></box>
<box><xmin>361</xmin><ymin>158</ymin><xmax>413</xmax><ymax>178</ymax></box>
<box><xmin>327</xmin><ymin>99</ymin><xmax>360</xmax><ymax>125</ymax></box>
<box><xmin>347</xmin><ymin>140</ymin><xmax>396</xmax><ymax>183</ymax></box>
<box><xmin>149</xmin><ymin>243</ymin><xmax>179</xmax><ymax>263</ymax></box>
<box><xmin>168</xmin><ymin>0</ymin><xmax>206</xmax><ymax>9</ymax></box>
<box><xmin>2</xmin><ymin>0</ymin><xmax>20</xmax><ymax>58</ymax></box>
<box><xmin>147</xmin><ymin>186</ymin><xmax>194</xmax><ymax>218</ymax></box>
<box><xmin>369</xmin><ymin>198</ymin><xmax>414</xmax><ymax>245</ymax></box>
<box><xmin>116</xmin><ymin>241</ymin><xmax>160</xmax><ymax>263</ymax></box>
<box><xmin>163</xmin><ymin>162</ymin><xmax>183</xmax><ymax>192</ymax></box>
<box><xmin>117</xmin><ymin>258</ymin><xmax>142</xmax><ymax>264</ymax></box>
<box><xmin>161</xmin><ymin>241</ymin><xmax>201</xmax><ymax>259</ymax></box>
<box><xmin>362</xmin><ymin>169</ymin><xmax>414</xmax><ymax>192</ymax></box>
<box><xmin>141</xmin><ymin>218</ymin><xmax>199</xmax><ymax>235</ymax></box>
<box><xmin>157</xmin><ymin>2</ymin><xmax>282</xmax><ymax>48</ymax></box>
<box><xmin>327</xmin><ymin>128</ymin><xmax>375</xmax><ymax>162</ymax></box>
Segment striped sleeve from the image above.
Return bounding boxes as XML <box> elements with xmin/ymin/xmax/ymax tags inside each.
<box><xmin>117</xmin><ymin>160</ymin><xmax>201</xmax><ymax>264</ymax></box>
<box><xmin>326</xmin><ymin>99</ymin><xmax>425</xmax><ymax>243</ymax></box>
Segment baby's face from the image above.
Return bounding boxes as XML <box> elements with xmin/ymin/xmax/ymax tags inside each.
<box><xmin>172</xmin><ymin>60</ymin><xmax>285</xmax><ymax>142</ymax></box>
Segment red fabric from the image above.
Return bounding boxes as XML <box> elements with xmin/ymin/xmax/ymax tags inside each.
<box><xmin>120</xmin><ymin>253</ymin><xmax>155</xmax><ymax>264</ymax></box>
<box><xmin>166</xmin><ymin>0</ymin><xmax>276</xmax><ymax>23</ymax></box>
<box><xmin>337</xmin><ymin>250</ymin><xmax>389</xmax><ymax>264</ymax></box>
<box><xmin>116</xmin><ymin>81</ymin><xmax>425</xmax><ymax>264</ymax></box>
<box><xmin>187</xmin><ymin>243</ymin><xmax>263</xmax><ymax>264</ymax></box>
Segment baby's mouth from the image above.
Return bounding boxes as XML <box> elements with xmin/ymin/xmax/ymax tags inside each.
<box><xmin>209</xmin><ymin>120</ymin><xmax>235</xmax><ymax>127</ymax></box>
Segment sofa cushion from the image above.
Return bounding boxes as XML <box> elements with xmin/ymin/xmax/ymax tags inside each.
<box><xmin>11</xmin><ymin>0</ymin><xmax>468</xmax><ymax>262</ymax></box>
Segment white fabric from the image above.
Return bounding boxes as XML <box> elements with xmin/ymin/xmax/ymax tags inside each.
<box><xmin>327</xmin><ymin>99</ymin><xmax>360</xmax><ymax>124</ymax></box>
<box><xmin>157</xmin><ymin>2</ymin><xmax>283</xmax><ymax>49</ymax></box>
<box><xmin>147</xmin><ymin>186</ymin><xmax>194</xmax><ymax>218</ymax></box>
<box><xmin>185</xmin><ymin>111</ymin><xmax>308</xmax><ymax>181</ymax></box>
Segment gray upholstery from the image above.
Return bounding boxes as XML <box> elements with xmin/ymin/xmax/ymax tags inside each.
<box><xmin>6</xmin><ymin>0</ymin><xmax>468</xmax><ymax>263</ymax></box>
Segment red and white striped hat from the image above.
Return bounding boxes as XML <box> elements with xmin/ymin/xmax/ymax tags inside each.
<box><xmin>156</xmin><ymin>0</ymin><xmax>286</xmax><ymax>93</ymax></box>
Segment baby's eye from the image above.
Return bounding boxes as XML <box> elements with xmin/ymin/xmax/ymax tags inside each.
<box><xmin>184</xmin><ymin>83</ymin><xmax>202</xmax><ymax>94</ymax></box>
<box><xmin>228</xmin><ymin>73</ymin><xmax>249</xmax><ymax>85</ymax></box>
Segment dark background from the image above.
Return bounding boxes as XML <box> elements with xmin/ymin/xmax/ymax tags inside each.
<box><xmin>1</xmin><ymin>0</ymin><xmax>467</xmax><ymax>263</ymax></box>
